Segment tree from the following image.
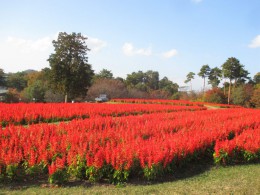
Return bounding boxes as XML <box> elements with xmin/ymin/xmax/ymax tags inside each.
<box><xmin>95</xmin><ymin>69</ymin><xmax>113</xmax><ymax>80</ymax></box>
<box><xmin>250</xmin><ymin>86</ymin><xmax>260</xmax><ymax>108</ymax></box>
<box><xmin>47</xmin><ymin>32</ymin><xmax>94</xmax><ymax>102</ymax></box>
<box><xmin>150</xmin><ymin>90</ymin><xmax>170</xmax><ymax>99</ymax></box>
<box><xmin>198</xmin><ymin>65</ymin><xmax>210</xmax><ymax>94</ymax></box>
<box><xmin>221</xmin><ymin>57</ymin><xmax>249</xmax><ymax>104</ymax></box>
<box><xmin>208</xmin><ymin>67</ymin><xmax>222</xmax><ymax>88</ymax></box>
<box><xmin>159</xmin><ymin>76</ymin><xmax>179</xmax><ymax>95</ymax></box>
<box><xmin>22</xmin><ymin>69</ymin><xmax>52</xmax><ymax>102</ymax></box>
<box><xmin>184</xmin><ymin>72</ymin><xmax>195</xmax><ymax>91</ymax></box>
<box><xmin>0</xmin><ymin>68</ymin><xmax>6</xmax><ymax>87</ymax></box>
<box><xmin>253</xmin><ymin>72</ymin><xmax>260</xmax><ymax>84</ymax></box>
<box><xmin>204</xmin><ymin>88</ymin><xmax>226</xmax><ymax>104</ymax></box>
<box><xmin>145</xmin><ymin>70</ymin><xmax>159</xmax><ymax>90</ymax></box>
<box><xmin>24</xmin><ymin>80</ymin><xmax>46</xmax><ymax>102</ymax></box>
<box><xmin>126</xmin><ymin>71</ymin><xmax>145</xmax><ymax>88</ymax></box>
<box><xmin>6</xmin><ymin>71</ymin><xmax>27</xmax><ymax>91</ymax></box>
<box><xmin>231</xmin><ymin>84</ymin><xmax>253</xmax><ymax>107</ymax></box>
<box><xmin>44</xmin><ymin>90</ymin><xmax>64</xmax><ymax>102</ymax></box>
<box><xmin>126</xmin><ymin>70</ymin><xmax>160</xmax><ymax>91</ymax></box>
<box><xmin>5</xmin><ymin>88</ymin><xmax>20</xmax><ymax>103</ymax></box>
<box><xmin>127</xmin><ymin>88</ymin><xmax>149</xmax><ymax>99</ymax></box>
<box><xmin>87</xmin><ymin>79</ymin><xmax>128</xmax><ymax>99</ymax></box>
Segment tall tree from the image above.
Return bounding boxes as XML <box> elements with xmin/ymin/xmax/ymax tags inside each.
<box><xmin>184</xmin><ymin>72</ymin><xmax>195</xmax><ymax>91</ymax></box>
<box><xmin>198</xmin><ymin>65</ymin><xmax>210</xmax><ymax>94</ymax></box>
<box><xmin>208</xmin><ymin>67</ymin><xmax>222</xmax><ymax>88</ymax></box>
<box><xmin>47</xmin><ymin>32</ymin><xmax>94</xmax><ymax>102</ymax></box>
<box><xmin>221</xmin><ymin>57</ymin><xmax>249</xmax><ymax>104</ymax></box>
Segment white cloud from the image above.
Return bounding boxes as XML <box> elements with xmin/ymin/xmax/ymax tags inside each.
<box><xmin>0</xmin><ymin>35</ymin><xmax>56</xmax><ymax>72</ymax></box>
<box><xmin>122</xmin><ymin>42</ymin><xmax>152</xmax><ymax>56</ymax></box>
<box><xmin>86</xmin><ymin>36</ymin><xmax>107</xmax><ymax>53</ymax></box>
<box><xmin>248</xmin><ymin>35</ymin><xmax>260</xmax><ymax>48</ymax></box>
<box><xmin>162</xmin><ymin>49</ymin><xmax>178</xmax><ymax>58</ymax></box>
<box><xmin>6</xmin><ymin>36</ymin><xmax>54</xmax><ymax>53</ymax></box>
<box><xmin>0</xmin><ymin>34</ymin><xmax>106</xmax><ymax>73</ymax></box>
<box><xmin>191</xmin><ymin>0</ymin><xmax>203</xmax><ymax>3</ymax></box>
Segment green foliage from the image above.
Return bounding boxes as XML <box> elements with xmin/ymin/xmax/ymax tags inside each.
<box><xmin>213</xmin><ymin>151</ymin><xmax>229</xmax><ymax>165</ymax></box>
<box><xmin>184</xmin><ymin>72</ymin><xmax>195</xmax><ymax>84</ymax></box>
<box><xmin>243</xmin><ymin>151</ymin><xmax>258</xmax><ymax>162</ymax></box>
<box><xmin>23</xmin><ymin>162</ymin><xmax>47</xmax><ymax>177</ymax></box>
<box><xmin>214</xmin><ymin>148</ymin><xmax>260</xmax><ymax>166</ymax></box>
<box><xmin>159</xmin><ymin>76</ymin><xmax>179</xmax><ymax>95</ymax></box>
<box><xmin>198</xmin><ymin>64</ymin><xmax>211</xmax><ymax>94</ymax></box>
<box><xmin>24</xmin><ymin>80</ymin><xmax>47</xmax><ymax>102</ymax></box>
<box><xmin>111</xmin><ymin>169</ymin><xmax>129</xmax><ymax>185</ymax></box>
<box><xmin>145</xmin><ymin>70</ymin><xmax>159</xmax><ymax>90</ymax></box>
<box><xmin>221</xmin><ymin>57</ymin><xmax>249</xmax><ymax>104</ymax></box>
<box><xmin>0</xmin><ymin>68</ymin><xmax>6</xmax><ymax>86</ymax></box>
<box><xmin>204</xmin><ymin>88</ymin><xmax>226</xmax><ymax>104</ymax></box>
<box><xmin>143</xmin><ymin>164</ymin><xmax>163</xmax><ymax>181</ymax></box>
<box><xmin>198</xmin><ymin>65</ymin><xmax>211</xmax><ymax>79</ymax></box>
<box><xmin>95</xmin><ymin>69</ymin><xmax>114</xmax><ymax>80</ymax></box>
<box><xmin>231</xmin><ymin>84</ymin><xmax>253</xmax><ymax>106</ymax></box>
<box><xmin>208</xmin><ymin>67</ymin><xmax>222</xmax><ymax>88</ymax></box>
<box><xmin>86</xmin><ymin>166</ymin><xmax>104</xmax><ymax>183</ymax></box>
<box><xmin>47</xmin><ymin>32</ymin><xmax>94</xmax><ymax>101</ymax></box>
<box><xmin>23</xmin><ymin>70</ymin><xmax>50</xmax><ymax>102</ymax></box>
<box><xmin>253</xmin><ymin>72</ymin><xmax>260</xmax><ymax>84</ymax></box>
<box><xmin>126</xmin><ymin>70</ymin><xmax>160</xmax><ymax>92</ymax></box>
<box><xmin>184</xmin><ymin>72</ymin><xmax>195</xmax><ymax>91</ymax></box>
<box><xmin>67</xmin><ymin>157</ymin><xmax>86</xmax><ymax>180</ymax></box>
<box><xmin>5</xmin><ymin>164</ymin><xmax>23</xmax><ymax>181</ymax></box>
<box><xmin>6</xmin><ymin>72</ymin><xmax>27</xmax><ymax>91</ymax></box>
<box><xmin>221</xmin><ymin>57</ymin><xmax>248</xmax><ymax>82</ymax></box>
<box><xmin>250</xmin><ymin>86</ymin><xmax>260</xmax><ymax>108</ymax></box>
<box><xmin>48</xmin><ymin>168</ymin><xmax>69</xmax><ymax>184</ymax></box>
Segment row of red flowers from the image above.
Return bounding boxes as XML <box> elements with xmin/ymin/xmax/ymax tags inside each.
<box><xmin>111</xmin><ymin>98</ymin><xmax>242</xmax><ymax>108</ymax></box>
<box><xmin>0</xmin><ymin>108</ymin><xmax>259</xmax><ymax>183</ymax></box>
<box><xmin>110</xmin><ymin>98</ymin><xmax>204</xmax><ymax>107</ymax></box>
<box><xmin>214</xmin><ymin>127</ymin><xmax>260</xmax><ymax>165</ymax></box>
<box><xmin>0</xmin><ymin>102</ymin><xmax>206</xmax><ymax>127</ymax></box>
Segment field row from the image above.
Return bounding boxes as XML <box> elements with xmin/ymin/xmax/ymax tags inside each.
<box><xmin>110</xmin><ymin>98</ymin><xmax>242</xmax><ymax>108</ymax></box>
<box><xmin>110</xmin><ymin>98</ymin><xmax>204</xmax><ymax>106</ymax></box>
<box><xmin>0</xmin><ymin>108</ymin><xmax>259</xmax><ymax>184</ymax></box>
<box><xmin>0</xmin><ymin>102</ymin><xmax>206</xmax><ymax>127</ymax></box>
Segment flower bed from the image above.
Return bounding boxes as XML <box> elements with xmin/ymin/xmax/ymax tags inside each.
<box><xmin>0</xmin><ymin>107</ymin><xmax>259</xmax><ymax>184</ymax></box>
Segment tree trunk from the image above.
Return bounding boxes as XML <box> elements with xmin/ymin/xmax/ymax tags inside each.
<box><xmin>203</xmin><ymin>77</ymin><xmax>205</xmax><ymax>95</ymax></box>
<box><xmin>190</xmin><ymin>81</ymin><xmax>192</xmax><ymax>91</ymax></box>
<box><xmin>65</xmin><ymin>94</ymin><xmax>68</xmax><ymax>103</ymax></box>
<box><xmin>228</xmin><ymin>79</ymin><xmax>231</xmax><ymax>105</ymax></box>
<box><xmin>224</xmin><ymin>78</ymin><xmax>226</xmax><ymax>95</ymax></box>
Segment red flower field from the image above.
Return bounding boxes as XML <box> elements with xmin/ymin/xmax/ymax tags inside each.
<box><xmin>0</xmin><ymin>100</ymin><xmax>259</xmax><ymax>184</ymax></box>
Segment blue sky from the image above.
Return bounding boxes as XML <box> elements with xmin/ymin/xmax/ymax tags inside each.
<box><xmin>0</xmin><ymin>0</ymin><xmax>259</xmax><ymax>90</ymax></box>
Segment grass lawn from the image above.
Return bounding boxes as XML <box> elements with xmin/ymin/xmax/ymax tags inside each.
<box><xmin>0</xmin><ymin>163</ymin><xmax>259</xmax><ymax>195</ymax></box>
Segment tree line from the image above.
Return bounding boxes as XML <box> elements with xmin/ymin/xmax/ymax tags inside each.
<box><xmin>184</xmin><ymin>60</ymin><xmax>259</xmax><ymax>107</ymax></box>
<box><xmin>0</xmin><ymin>32</ymin><xmax>259</xmax><ymax>107</ymax></box>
